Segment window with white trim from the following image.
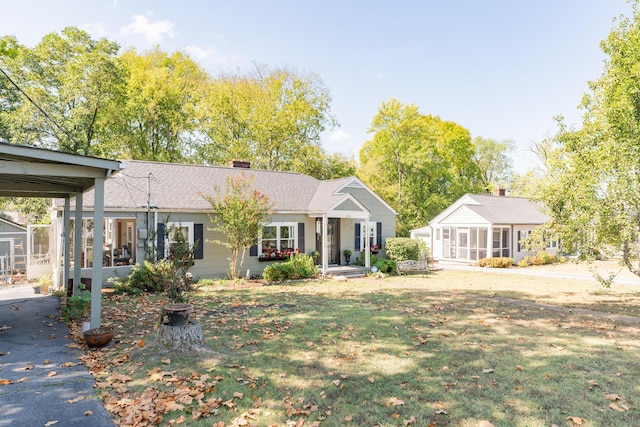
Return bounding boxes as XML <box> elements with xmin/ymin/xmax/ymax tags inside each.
<box><xmin>165</xmin><ymin>222</ymin><xmax>194</xmax><ymax>258</ymax></box>
<box><xmin>260</xmin><ymin>222</ymin><xmax>296</xmax><ymax>254</ymax></box>
<box><xmin>492</xmin><ymin>227</ymin><xmax>510</xmax><ymax>257</ymax></box>
<box><xmin>359</xmin><ymin>222</ymin><xmax>377</xmax><ymax>251</ymax></box>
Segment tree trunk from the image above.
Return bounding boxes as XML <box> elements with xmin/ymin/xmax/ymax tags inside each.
<box><xmin>156</xmin><ymin>322</ymin><xmax>206</xmax><ymax>352</ymax></box>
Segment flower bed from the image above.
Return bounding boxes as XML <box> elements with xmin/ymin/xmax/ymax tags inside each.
<box><xmin>258</xmin><ymin>248</ymin><xmax>301</xmax><ymax>261</ymax></box>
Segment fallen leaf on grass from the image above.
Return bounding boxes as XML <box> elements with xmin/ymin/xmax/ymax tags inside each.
<box><xmin>19</xmin><ymin>364</ymin><xmax>34</xmax><ymax>371</ymax></box>
<box><xmin>482</xmin><ymin>368</ymin><xmax>494</xmax><ymax>374</ymax></box>
<box><xmin>609</xmin><ymin>403</ymin><xmax>629</xmax><ymax>412</ymax></box>
<box><xmin>332</xmin><ymin>379</ymin><xmax>340</xmax><ymax>387</ymax></box>
<box><xmin>391</xmin><ymin>412</ymin><xmax>400</xmax><ymax>419</ymax></box>
<box><xmin>43</xmin><ymin>359</ymin><xmax>51</xmax><ymax>364</ymax></box>
<box><xmin>344</xmin><ymin>415</ymin><xmax>353</xmax><ymax>422</ymax></box>
<box><xmin>0</xmin><ymin>379</ymin><xmax>11</xmax><ymax>385</ymax></box>
<box><xmin>161</xmin><ymin>357</ymin><xmax>171</xmax><ymax>364</ymax></box>
<box><xmin>44</xmin><ymin>422</ymin><xmax>59</xmax><ymax>426</ymax></box>
<box><xmin>368</xmin><ymin>376</ymin><xmax>375</xmax><ymax>383</ymax></box>
<box><xmin>604</xmin><ymin>393</ymin><xmax>624</xmax><ymax>402</ymax></box>
<box><xmin>14</xmin><ymin>377</ymin><xmax>28</xmax><ymax>383</ymax></box>
<box><xmin>66</xmin><ymin>396</ymin><xmax>85</xmax><ymax>404</ymax></box>
<box><xmin>389</xmin><ymin>397</ymin><xmax>405</xmax><ymax>407</ymax></box>
<box><xmin>478</xmin><ymin>421</ymin><xmax>495</xmax><ymax>427</ymax></box>
<box><xmin>566</xmin><ymin>416</ymin><xmax>586</xmax><ymax>426</ymax></box>
<box><xmin>403</xmin><ymin>416</ymin><xmax>416</xmax><ymax>425</ymax></box>
<box><xmin>84</xmin><ymin>411</ymin><xmax>93</xmax><ymax>416</ymax></box>
<box><xmin>46</xmin><ymin>371</ymin><xmax>57</xmax><ymax>377</ymax></box>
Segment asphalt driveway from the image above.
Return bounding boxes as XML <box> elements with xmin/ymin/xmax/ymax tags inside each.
<box><xmin>0</xmin><ymin>283</ymin><xmax>114</xmax><ymax>426</ymax></box>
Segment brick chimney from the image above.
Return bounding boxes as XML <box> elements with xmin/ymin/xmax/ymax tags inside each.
<box><xmin>230</xmin><ymin>160</ymin><xmax>251</xmax><ymax>169</ymax></box>
<box><xmin>493</xmin><ymin>188</ymin><xmax>506</xmax><ymax>197</ymax></box>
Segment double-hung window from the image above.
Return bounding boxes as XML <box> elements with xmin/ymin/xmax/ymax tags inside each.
<box><xmin>260</xmin><ymin>223</ymin><xmax>296</xmax><ymax>254</ymax></box>
<box><xmin>359</xmin><ymin>222</ymin><xmax>376</xmax><ymax>251</ymax></box>
<box><xmin>164</xmin><ymin>222</ymin><xmax>194</xmax><ymax>258</ymax></box>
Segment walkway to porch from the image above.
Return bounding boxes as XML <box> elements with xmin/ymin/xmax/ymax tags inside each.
<box><xmin>323</xmin><ymin>265</ymin><xmax>368</xmax><ymax>278</ymax></box>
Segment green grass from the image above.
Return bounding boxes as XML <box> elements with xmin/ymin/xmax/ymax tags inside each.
<box><xmin>88</xmin><ymin>271</ymin><xmax>640</xmax><ymax>426</ymax></box>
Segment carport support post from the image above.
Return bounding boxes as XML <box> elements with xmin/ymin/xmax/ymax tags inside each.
<box><xmin>90</xmin><ymin>178</ymin><xmax>104</xmax><ymax>329</ymax></box>
<box><xmin>73</xmin><ymin>192</ymin><xmax>83</xmax><ymax>295</ymax></box>
<box><xmin>63</xmin><ymin>197</ymin><xmax>70</xmax><ymax>291</ymax></box>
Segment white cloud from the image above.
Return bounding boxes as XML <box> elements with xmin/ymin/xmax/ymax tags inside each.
<box><xmin>185</xmin><ymin>45</ymin><xmax>212</xmax><ymax>61</ymax></box>
<box><xmin>329</xmin><ymin>129</ymin><xmax>351</xmax><ymax>142</ymax></box>
<box><xmin>82</xmin><ymin>23</ymin><xmax>107</xmax><ymax>38</ymax></box>
<box><xmin>376</xmin><ymin>72</ymin><xmax>385</xmax><ymax>78</ymax></box>
<box><xmin>121</xmin><ymin>14</ymin><xmax>175</xmax><ymax>43</ymax></box>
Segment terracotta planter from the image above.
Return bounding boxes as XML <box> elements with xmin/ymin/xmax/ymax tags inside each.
<box><xmin>163</xmin><ymin>303</ymin><xmax>193</xmax><ymax>327</ymax></box>
<box><xmin>83</xmin><ymin>327</ymin><xmax>114</xmax><ymax>348</ymax></box>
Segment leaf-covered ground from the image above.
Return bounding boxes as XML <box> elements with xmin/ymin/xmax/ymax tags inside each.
<box><xmin>79</xmin><ymin>269</ymin><xmax>640</xmax><ymax>426</ymax></box>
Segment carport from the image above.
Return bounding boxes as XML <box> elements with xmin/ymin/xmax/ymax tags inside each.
<box><xmin>0</xmin><ymin>142</ymin><xmax>122</xmax><ymax>328</ymax></box>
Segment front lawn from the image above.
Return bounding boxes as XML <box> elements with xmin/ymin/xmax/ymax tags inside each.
<box><xmin>82</xmin><ymin>270</ymin><xmax>640</xmax><ymax>426</ymax></box>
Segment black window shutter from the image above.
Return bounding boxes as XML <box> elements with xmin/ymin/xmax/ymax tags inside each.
<box><xmin>157</xmin><ymin>223</ymin><xmax>165</xmax><ymax>261</ymax></box>
<box><xmin>376</xmin><ymin>222</ymin><xmax>382</xmax><ymax>247</ymax></box>
<box><xmin>194</xmin><ymin>223</ymin><xmax>204</xmax><ymax>259</ymax></box>
<box><xmin>250</xmin><ymin>245</ymin><xmax>258</xmax><ymax>256</ymax></box>
<box><xmin>354</xmin><ymin>223</ymin><xmax>361</xmax><ymax>250</ymax></box>
<box><xmin>298</xmin><ymin>223</ymin><xmax>305</xmax><ymax>253</ymax></box>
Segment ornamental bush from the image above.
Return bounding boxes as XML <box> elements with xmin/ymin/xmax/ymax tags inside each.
<box><xmin>477</xmin><ymin>257</ymin><xmax>514</xmax><ymax>268</ymax></box>
<box><xmin>262</xmin><ymin>253</ymin><xmax>318</xmax><ymax>283</ymax></box>
<box><xmin>519</xmin><ymin>251</ymin><xmax>556</xmax><ymax>266</ymax></box>
<box><xmin>373</xmin><ymin>258</ymin><xmax>397</xmax><ymax>274</ymax></box>
<box><xmin>385</xmin><ymin>237</ymin><xmax>420</xmax><ymax>261</ymax></box>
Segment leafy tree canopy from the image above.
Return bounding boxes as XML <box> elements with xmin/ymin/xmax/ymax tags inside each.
<box><xmin>358</xmin><ymin>98</ymin><xmax>484</xmax><ymax>236</ymax></box>
<box><xmin>535</xmin><ymin>1</ymin><xmax>640</xmax><ymax>282</ymax></box>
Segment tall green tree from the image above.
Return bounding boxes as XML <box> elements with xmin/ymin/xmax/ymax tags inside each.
<box><xmin>358</xmin><ymin>99</ymin><xmax>482</xmax><ymax>235</ymax></box>
<box><xmin>202</xmin><ymin>174</ymin><xmax>273</xmax><ymax>279</ymax></box>
<box><xmin>196</xmin><ymin>66</ymin><xmax>338</xmax><ymax>175</ymax></box>
<box><xmin>472</xmin><ymin>137</ymin><xmax>514</xmax><ymax>192</ymax></box>
<box><xmin>536</xmin><ymin>2</ymin><xmax>640</xmax><ymax>280</ymax></box>
<box><xmin>113</xmin><ymin>47</ymin><xmax>208</xmax><ymax>162</ymax></box>
<box><xmin>0</xmin><ymin>27</ymin><xmax>122</xmax><ymax>155</ymax></box>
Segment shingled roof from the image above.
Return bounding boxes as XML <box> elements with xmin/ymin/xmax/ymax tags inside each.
<box><xmin>459</xmin><ymin>194</ymin><xmax>549</xmax><ymax>225</ymax></box>
<box><xmin>73</xmin><ymin>160</ymin><xmax>367</xmax><ymax>214</ymax></box>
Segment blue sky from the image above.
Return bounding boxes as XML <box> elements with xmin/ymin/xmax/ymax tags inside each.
<box><xmin>0</xmin><ymin>0</ymin><xmax>634</xmax><ymax>173</ymax></box>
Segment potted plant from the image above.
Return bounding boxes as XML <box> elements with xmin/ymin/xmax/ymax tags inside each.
<box><xmin>310</xmin><ymin>250</ymin><xmax>320</xmax><ymax>265</ymax></box>
<box><xmin>62</xmin><ymin>285</ymin><xmax>91</xmax><ymax>331</ymax></box>
<box><xmin>162</xmin><ymin>223</ymin><xmax>196</xmax><ymax>327</ymax></box>
<box><xmin>37</xmin><ymin>274</ymin><xmax>52</xmax><ymax>294</ymax></box>
<box><xmin>343</xmin><ymin>249</ymin><xmax>352</xmax><ymax>265</ymax></box>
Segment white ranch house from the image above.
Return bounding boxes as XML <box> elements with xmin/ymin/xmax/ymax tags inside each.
<box><xmin>411</xmin><ymin>192</ymin><xmax>556</xmax><ymax>263</ymax></box>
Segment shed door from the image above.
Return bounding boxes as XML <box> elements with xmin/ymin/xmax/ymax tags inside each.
<box><xmin>27</xmin><ymin>224</ymin><xmax>53</xmax><ymax>280</ymax></box>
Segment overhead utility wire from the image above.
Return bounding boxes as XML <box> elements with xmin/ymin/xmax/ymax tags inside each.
<box><xmin>0</xmin><ymin>64</ymin><xmax>82</xmax><ymax>149</ymax></box>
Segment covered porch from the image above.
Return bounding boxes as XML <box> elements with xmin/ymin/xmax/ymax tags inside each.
<box><xmin>310</xmin><ymin>194</ymin><xmax>372</xmax><ymax>275</ymax></box>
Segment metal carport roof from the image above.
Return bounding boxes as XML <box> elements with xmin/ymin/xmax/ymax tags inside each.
<box><xmin>0</xmin><ymin>141</ymin><xmax>123</xmax><ymax>327</ymax></box>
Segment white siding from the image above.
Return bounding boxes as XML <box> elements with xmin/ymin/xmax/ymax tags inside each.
<box><xmin>440</xmin><ymin>206</ymin><xmax>488</xmax><ymax>226</ymax></box>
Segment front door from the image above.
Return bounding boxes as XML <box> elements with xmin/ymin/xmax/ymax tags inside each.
<box><xmin>316</xmin><ymin>218</ymin><xmax>341</xmax><ymax>265</ymax></box>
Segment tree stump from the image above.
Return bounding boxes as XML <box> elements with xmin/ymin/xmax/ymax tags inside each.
<box><xmin>156</xmin><ymin>321</ymin><xmax>206</xmax><ymax>352</ymax></box>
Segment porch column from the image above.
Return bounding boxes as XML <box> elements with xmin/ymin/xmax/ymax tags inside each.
<box><xmin>365</xmin><ymin>217</ymin><xmax>370</xmax><ymax>268</ymax></box>
<box><xmin>90</xmin><ymin>177</ymin><xmax>105</xmax><ymax>329</ymax></box>
<box><xmin>322</xmin><ymin>214</ymin><xmax>328</xmax><ymax>275</ymax></box>
<box><xmin>487</xmin><ymin>226</ymin><xmax>493</xmax><ymax>258</ymax></box>
<box><xmin>73</xmin><ymin>191</ymin><xmax>83</xmax><ymax>295</ymax></box>
<box><xmin>63</xmin><ymin>197</ymin><xmax>70</xmax><ymax>292</ymax></box>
